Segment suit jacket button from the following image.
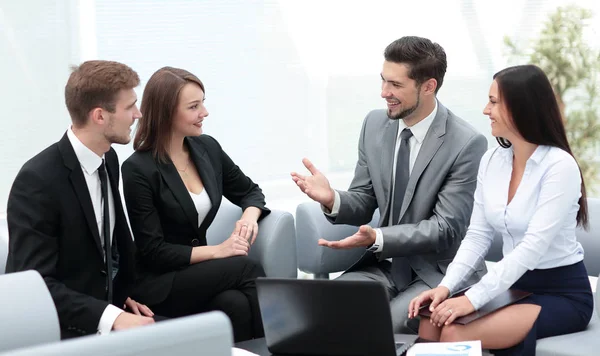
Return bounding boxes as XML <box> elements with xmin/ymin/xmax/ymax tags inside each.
<box><xmin>191</xmin><ymin>238</ymin><xmax>200</xmax><ymax>246</ymax></box>
<box><xmin>101</xmin><ymin>270</ymin><xmax>107</xmax><ymax>276</ymax></box>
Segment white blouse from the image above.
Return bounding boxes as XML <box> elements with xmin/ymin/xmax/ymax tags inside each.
<box><xmin>189</xmin><ymin>189</ymin><xmax>212</xmax><ymax>227</ymax></box>
<box><xmin>439</xmin><ymin>145</ymin><xmax>584</xmax><ymax>310</ymax></box>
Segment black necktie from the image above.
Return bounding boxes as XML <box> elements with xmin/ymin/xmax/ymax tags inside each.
<box><xmin>391</xmin><ymin>128</ymin><xmax>413</xmax><ymax>224</ymax></box>
<box><xmin>97</xmin><ymin>160</ymin><xmax>113</xmax><ymax>303</ymax></box>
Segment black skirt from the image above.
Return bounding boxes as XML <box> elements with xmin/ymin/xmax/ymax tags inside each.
<box><xmin>493</xmin><ymin>260</ymin><xmax>593</xmax><ymax>355</ymax></box>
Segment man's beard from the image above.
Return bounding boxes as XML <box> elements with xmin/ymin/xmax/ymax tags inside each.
<box><xmin>105</xmin><ymin>117</ymin><xmax>131</xmax><ymax>145</ymax></box>
<box><xmin>387</xmin><ymin>94</ymin><xmax>420</xmax><ymax>121</ymax></box>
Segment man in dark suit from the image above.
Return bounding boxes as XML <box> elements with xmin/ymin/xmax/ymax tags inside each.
<box><xmin>292</xmin><ymin>36</ymin><xmax>488</xmax><ymax>332</ymax></box>
<box><xmin>6</xmin><ymin>60</ymin><xmax>156</xmax><ymax>338</ymax></box>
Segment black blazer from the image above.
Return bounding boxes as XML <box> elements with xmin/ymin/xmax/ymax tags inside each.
<box><xmin>122</xmin><ymin>135</ymin><xmax>270</xmax><ymax>305</ymax></box>
<box><xmin>5</xmin><ymin>133</ymin><xmax>136</xmax><ymax>339</ymax></box>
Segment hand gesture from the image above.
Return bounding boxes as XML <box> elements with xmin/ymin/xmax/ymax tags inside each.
<box><xmin>124</xmin><ymin>297</ymin><xmax>154</xmax><ymax>317</ymax></box>
<box><xmin>214</xmin><ymin>232</ymin><xmax>250</xmax><ymax>259</ymax></box>
<box><xmin>408</xmin><ymin>286</ymin><xmax>450</xmax><ymax>319</ymax></box>
<box><xmin>112</xmin><ymin>311</ymin><xmax>155</xmax><ymax>331</ymax></box>
<box><xmin>429</xmin><ymin>295</ymin><xmax>475</xmax><ymax>327</ymax></box>
<box><xmin>291</xmin><ymin>158</ymin><xmax>335</xmax><ymax>210</ymax></box>
<box><xmin>318</xmin><ymin>225</ymin><xmax>376</xmax><ymax>249</ymax></box>
<box><xmin>233</xmin><ymin>218</ymin><xmax>259</xmax><ymax>244</ymax></box>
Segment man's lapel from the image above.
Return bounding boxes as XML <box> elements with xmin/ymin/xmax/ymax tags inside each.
<box><xmin>399</xmin><ymin>103</ymin><xmax>448</xmax><ymax>221</ymax></box>
<box><xmin>58</xmin><ymin>133</ymin><xmax>104</xmax><ymax>258</ymax></box>
<box><xmin>380</xmin><ymin>119</ymin><xmax>399</xmax><ymax>224</ymax></box>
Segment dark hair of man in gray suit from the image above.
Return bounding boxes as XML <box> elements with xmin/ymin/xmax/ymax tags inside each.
<box><xmin>291</xmin><ymin>36</ymin><xmax>488</xmax><ymax>333</ymax></box>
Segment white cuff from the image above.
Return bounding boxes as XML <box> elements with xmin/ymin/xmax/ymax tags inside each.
<box><xmin>97</xmin><ymin>304</ymin><xmax>124</xmax><ymax>335</ymax></box>
<box><xmin>373</xmin><ymin>228</ymin><xmax>384</xmax><ymax>252</ymax></box>
<box><xmin>463</xmin><ymin>283</ymin><xmax>489</xmax><ymax>311</ymax></box>
<box><xmin>322</xmin><ymin>191</ymin><xmax>341</xmax><ymax>216</ymax></box>
<box><xmin>438</xmin><ymin>273</ymin><xmax>462</xmax><ymax>295</ymax></box>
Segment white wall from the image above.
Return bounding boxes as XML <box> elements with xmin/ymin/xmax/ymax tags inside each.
<box><xmin>1</xmin><ymin>0</ymin><xmax>599</xmax><ymax>214</ymax></box>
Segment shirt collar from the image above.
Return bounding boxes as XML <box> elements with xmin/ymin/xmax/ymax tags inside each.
<box><xmin>66</xmin><ymin>127</ymin><xmax>104</xmax><ymax>175</ymax></box>
<box><xmin>499</xmin><ymin>145</ymin><xmax>549</xmax><ymax>165</ymax></box>
<box><xmin>530</xmin><ymin>145</ymin><xmax>550</xmax><ymax>164</ymax></box>
<box><xmin>397</xmin><ymin>100</ymin><xmax>438</xmax><ymax>144</ymax></box>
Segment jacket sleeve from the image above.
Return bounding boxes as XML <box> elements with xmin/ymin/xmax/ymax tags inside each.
<box><xmin>212</xmin><ymin>137</ymin><xmax>271</xmax><ymax>221</ymax></box>
<box><xmin>6</xmin><ymin>167</ymin><xmax>109</xmax><ymax>335</ymax></box>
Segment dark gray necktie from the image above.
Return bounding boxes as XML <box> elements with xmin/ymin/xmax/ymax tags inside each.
<box><xmin>98</xmin><ymin>160</ymin><xmax>115</xmax><ymax>303</ymax></box>
<box><xmin>390</xmin><ymin>129</ymin><xmax>414</xmax><ymax>290</ymax></box>
<box><xmin>391</xmin><ymin>128</ymin><xmax>413</xmax><ymax>224</ymax></box>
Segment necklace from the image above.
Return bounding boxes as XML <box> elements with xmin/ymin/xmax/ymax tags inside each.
<box><xmin>175</xmin><ymin>161</ymin><xmax>190</xmax><ymax>177</ymax></box>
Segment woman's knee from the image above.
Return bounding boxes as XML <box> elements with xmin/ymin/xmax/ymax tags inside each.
<box><xmin>418</xmin><ymin>318</ymin><xmax>442</xmax><ymax>341</ymax></box>
<box><xmin>210</xmin><ymin>290</ymin><xmax>250</xmax><ymax>311</ymax></box>
<box><xmin>439</xmin><ymin>324</ymin><xmax>465</xmax><ymax>342</ymax></box>
<box><xmin>228</xmin><ymin>255</ymin><xmax>266</xmax><ymax>278</ymax></box>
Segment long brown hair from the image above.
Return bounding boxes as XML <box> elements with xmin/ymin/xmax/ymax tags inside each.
<box><xmin>134</xmin><ymin>67</ymin><xmax>205</xmax><ymax>162</ymax></box>
<box><xmin>494</xmin><ymin>65</ymin><xmax>588</xmax><ymax>228</ymax></box>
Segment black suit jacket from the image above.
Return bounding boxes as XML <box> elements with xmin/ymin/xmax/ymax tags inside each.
<box><xmin>122</xmin><ymin>135</ymin><xmax>270</xmax><ymax>306</ymax></box>
<box><xmin>5</xmin><ymin>133</ymin><xmax>136</xmax><ymax>339</ymax></box>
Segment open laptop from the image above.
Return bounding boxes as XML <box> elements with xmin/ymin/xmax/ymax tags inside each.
<box><xmin>256</xmin><ymin>278</ymin><xmax>418</xmax><ymax>356</ymax></box>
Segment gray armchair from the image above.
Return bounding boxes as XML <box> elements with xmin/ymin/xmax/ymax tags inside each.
<box><xmin>2</xmin><ymin>311</ymin><xmax>233</xmax><ymax>356</ymax></box>
<box><xmin>0</xmin><ymin>217</ymin><xmax>7</xmax><ymax>275</ymax></box>
<box><xmin>207</xmin><ymin>199</ymin><xmax>297</xmax><ymax>278</ymax></box>
<box><xmin>295</xmin><ymin>201</ymin><xmax>379</xmax><ymax>278</ymax></box>
<box><xmin>0</xmin><ymin>270</ymin><xmax>60</xmax><ymax>353</ymax></box>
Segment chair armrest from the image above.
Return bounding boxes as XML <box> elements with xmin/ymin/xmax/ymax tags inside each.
<box><xmin>0</xmin><ymin>270</ymin><xmax>60</xmax><ymax>353</ymax></box>
<box><xmin>207</xmin><ymin>200</ymin><xmax>297</xmax><ymax>278</ymax></box>
<box><xmin>295</xmin><ymin>202</ymin><xmax>379</xmax><ymax>275</ymax></box>
<box><xmin>0</xmin><ymin>217</ymin><xmax>7</xmax><ymax>274</ymax></box>
<box><xmin>2</xmin><ymin>311</ymin><xmax>233</xmax><ymax>356</ymax></box>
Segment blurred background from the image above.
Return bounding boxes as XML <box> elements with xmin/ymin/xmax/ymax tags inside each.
<box><xmin>1</xmin><ymin>0</ymin><xmax>599</xmax><ymax>216</ymax></box>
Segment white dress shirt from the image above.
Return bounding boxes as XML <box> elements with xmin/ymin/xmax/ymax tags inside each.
<box><xmin>189</xmin><ymin>189</ymin><xmax>212</xmax><ymax>227</ymax></box>
<box><xmin>326</xmin><ymin>101</ymin><xmax>438</xmax><ymax>253</ymax></box>
<box><xmin>439</xmin><ymin>145</ymin><xmax>584</xmax><ymax>310</ymax></box>
<box><xmin>66</xmin><ymin>128</ymin><xmax>123</xmax><ymax>334</ymax></box>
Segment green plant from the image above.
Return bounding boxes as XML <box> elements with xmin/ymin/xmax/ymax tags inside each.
<box><xmin>504</xmin><ymin>5</ymin><xmax>600</xmax><ymax>194</ymax></box>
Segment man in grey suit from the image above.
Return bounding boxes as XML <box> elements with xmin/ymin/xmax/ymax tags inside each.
<box><xmin>291</xmin><ymin>36</ymin><xmax>488</xmax><ymax>332</ymax></box>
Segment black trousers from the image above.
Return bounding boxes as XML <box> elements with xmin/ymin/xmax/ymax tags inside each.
<box><xmin>149</xmin><ymin>255</ymin><xmax>266</xmax><ymax>342</ymax></box>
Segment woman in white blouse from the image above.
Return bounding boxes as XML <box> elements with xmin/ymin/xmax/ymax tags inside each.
<box><xmin>408</xmin><ymin>64</ymin><xmax>593</xmax><ymax>354</ymax></box>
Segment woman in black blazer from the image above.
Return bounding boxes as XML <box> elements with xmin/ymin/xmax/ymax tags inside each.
<box><xmin>122</xmin><ymin>67</ymin><xmax>269</xmax><ymax>342</ymax></box>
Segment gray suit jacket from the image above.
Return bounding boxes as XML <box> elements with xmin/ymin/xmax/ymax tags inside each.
<box><xmin>328</xmin><ymin>102</ymin><xmax>487</xmax><ymax>289</ymax></box>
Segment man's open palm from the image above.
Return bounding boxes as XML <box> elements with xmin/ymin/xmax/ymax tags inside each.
<box><xmin>291</xmin><ymin>158</ymin><xmax>335</xmax><ymax>209</ymax></box>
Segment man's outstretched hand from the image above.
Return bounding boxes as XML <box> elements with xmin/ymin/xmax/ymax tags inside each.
<box><xmin>291</xmin><ymin>158</ymin><xmax>335</xmax><ymax>211</ymax></box>
<box><xmin>318</xmin><ymin>225</ymin><xmax>376</xmax><ymax>249</ymax></box>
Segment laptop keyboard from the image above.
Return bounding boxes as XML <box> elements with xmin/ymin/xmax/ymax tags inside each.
<box><xmin>395</xmin><ymin>342</ymin><xmax>407</xmax><ymax>356</ymax></box>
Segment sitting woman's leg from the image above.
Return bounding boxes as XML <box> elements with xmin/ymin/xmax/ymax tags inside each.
<box><xmin>149</xmin><ymin>255</ymin><xmax>266</xmax><ymax>341</ymax></box>
<box><xmin>418</xmin><ymin>318</ymin><xmax>442</xmax><ymax>341</ymax></box>
<box><xmin>417</xmin><ymin>304</ymin><xmax>541</xmax><ymax>348</ymax></box>
<box><xmin>438</xmin><ymin>303</ymin><xmax>541</xmax><ymax>350</ymax></box>
<box><xmin>207</xmin><ymin>289</ymin><xmax>253</xmax><ymax>342</ymax></box>
<box><xmin>232</xmin><ymin>257</ymin><xmax>266</xmax><ymax>338</ymax></box>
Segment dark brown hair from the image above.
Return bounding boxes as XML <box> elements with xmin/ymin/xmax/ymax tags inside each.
<box><xmin>134</xmin><ymin>67</ymin><xmax>205</xmax><ymax>162</ymax></box>
<box><xmin>494</xmin><ymin>64</ymin><xmax>588</xmax><ymax>228</ymax></box>
<box><xmin>384</xmin><ymin>36</ymin><xmax>447</xmax><ymax>93</ymax></box>
<box><xmin>65</xmin><ymin>60</ymin><xmax>139</xmax><ymax>127</ymax></box>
